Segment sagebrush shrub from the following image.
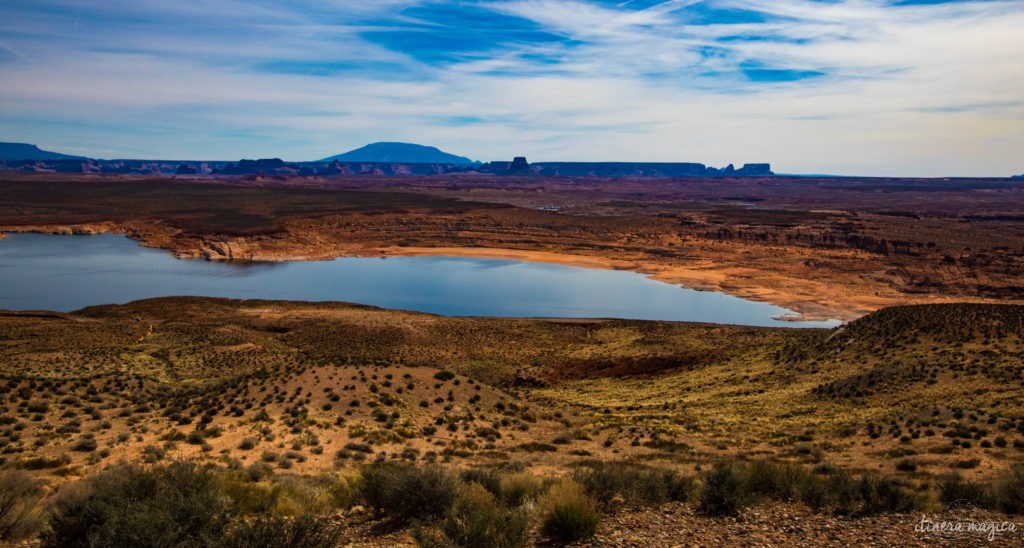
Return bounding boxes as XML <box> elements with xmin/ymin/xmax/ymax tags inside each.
<box><xmin>0</xmin><ymin>470</ymin><xmax>46</xmax><ymax>541</ymax></box>
<box><xmin>43</xmin><ymin>461</ymin><xmax>232</xmax><ymax>547</ymax></box>
<box><xmin>222</xmin><ymin>515</ymin><xmax>344</xmax><ymax>548</ymax></box>
<box><xmin>416</xmin><ymin>482</ymin><xmax>528</xmax><ymax>548</ymax></box>
<box><xmin>360</xmin><ymin>462</ymin><xmax>458</xmax><ymax>524</ymax></box>
<box><xmin>698</xmin><ymin>462</ymin><xmax>752</xmax><ymax>516</ymax></box>
<box><xmin>575</xmin><ymin>462</ymin><xmax>694</xmax><ymax>506</ymax></box>
<box><xmin>539</xmin><ymin>480</ymin><xmax>601</xmax><ymax>545</ymax></box>
<box><xmin>994</xmin><ymin>466</ymin><xmax>1024</xmax><ymax>514</ymax></box>
<box><xmin>499</xmin><ymin>472</ymin><xmax>544</xmax><ymax>507</ymax></box>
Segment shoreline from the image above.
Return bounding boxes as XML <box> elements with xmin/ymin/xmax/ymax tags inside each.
<box><xmin>0</xmin><ymin>225</ymin><xmax>851</xmax><ymax>321</ymax></box>
<box><xmin>373</xmin><ymin>246</ymin><xmax>856</xmax><ymax>321</ymax></box>
<box><xmin>3</xmin><ymin>224</ymin><xmax>1015</xmax><ymax>323</ymax></box>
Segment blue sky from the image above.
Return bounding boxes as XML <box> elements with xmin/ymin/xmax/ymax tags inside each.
<box><xmin>1</xmin><ymin>0</ymin><xmax>1021</xmax><ymax>175</ymax></box>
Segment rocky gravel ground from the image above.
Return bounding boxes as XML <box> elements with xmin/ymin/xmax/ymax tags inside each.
<box><xmin>341</xmin><ymin>502</ymin><xmax>1023</xmax><ymax>547</ymax></box>
<box><xmin>584</xmin><ymin>502</ymin><xmax>1022</xmax><ymax>547</ymax></box>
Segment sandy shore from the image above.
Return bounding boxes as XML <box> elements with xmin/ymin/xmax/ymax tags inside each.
<box><xmin>374</xmin><ymin>246</ymin><xmax>970</xmax><ymax>322</ymax></box>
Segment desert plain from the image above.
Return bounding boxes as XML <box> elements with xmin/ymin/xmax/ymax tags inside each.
<box><xmin>1</xmin><ymin>171</ymin><xmax>1023</xmax><ymax>546</ymax></box>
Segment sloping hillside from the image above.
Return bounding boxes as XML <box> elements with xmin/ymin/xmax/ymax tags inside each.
<box><xmin>318</xmin><ymin>142</ymin><xmax>474</xmax><ymax>164</ymax></box>
<box><xmin>0</xmin><ymin>142</ymin><xmax>86</xmax><ymax>161</ymax></box>
<box><xmin>2</xmin><ymin>299</ymin><xmax>1022</xmax><ymax>484</ymax></box>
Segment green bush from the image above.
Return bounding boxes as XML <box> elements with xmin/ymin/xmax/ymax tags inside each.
<box><xmin>222</xmin><ymin>515</ymin><xmax>344</xmax><ymax>548</ymax></box>
<box><xmin>698</xmin><ymin>462</ymin><xmax>752</xmax><ymax>516</ymax></box>
<box><xmin>43</xmin><ymin>461</ymin><xmax>232</xmax><ymax>547</ymax></box>
<box><xmin>539</xmin><ymin>481</ymin><xmax>601</xmax><ymax>545</ymax></box>
<box><xmin>360</xmin><ymin>463</ymin><xmax>458</xmax><ymax>524</ymax></box>
<box><xmin>0</xmin><ymin>470</ymin><xmax>46</xmax><ymax>542</ymax></box>
<box><xmin>460</xmin><ymin>468</ymin><xmax>502</xmax><ymax>497</ymax></box>
<box><xmin>743</xmin><ymin>460</ymin><xmax>806</xmax><ymax>501</ymax></box>
<box><xmin>414</xmin><ymin>483</ymin><xmax>528</xmax><ymax>548</ymax></box>
<box><xmin>219</xmin><ymin>474</ymin><xmax>279</xmax><ymax>517</ymax></box>
<box><xmin>458</xmin><ymin>469</ymin><xmax>543</xmax><ymax>508</ymax></box>
<box><xmin>817</xmin><ymin>470</ymin><xmax>859</xmax><ymax>515</ymax></box>
<box><xmin>695</xmin><ymin>460</ymin><xmax>923</xmax><ymax>516</ymax></box>
<box><xmin>19</xmin><ymin>455</ymin><xmax>71</xmax><ymax>470</ymax></box>
<box><xmin>938</xmin><ymin>466</ymin><xmax>1024</xmax><ymax>514</ymax></box>
<box><xmin>796</xmin><ymin>474</ymin><xmax>830</xmax><ymax>512</ymax></box>
<box><xmin>940</xmin><ymin>473</ymin><xmax>993</xmax><ymax>508</ymax></box>
<box><xmin>574</xmin><ymin>462</ymin><xmax>695</xmax><ymax>506</ymax></box>
<box><xmin>895</xmin><ymin>459</ymin><xmax>918</xmax><ymax>472</ymax></box>
<box><xmin>993</xmin><ymin>466</ymin><xmax>1024</xmax><ymax>514</ymax></box>
<box><xmin>270</xmin><ymin>474</ymin><xmax>358</xmax><ymax>517</ymax></box>
<box><xmin>44</xmin><ymin>461</ymin><xmax>358</xmax><ymax>547</ymax></box>
<box><xmin>856</xmin><ymin>474</ymin><xmax>923</xmax><ymax>515</ymax></box>
<box><xmin>741</xmin><ymin>461</ymin><xmax>856</xmax><ymax>513</ymax></box>
<box><xmin>517</xmin><ymin>442</ymin><xmax>557</xmax><ymax>452</ymax></box>
<box><xmin>498</xmin><ymin>472</ymin><xmax>544</xmax><ymax>507</ymax></box>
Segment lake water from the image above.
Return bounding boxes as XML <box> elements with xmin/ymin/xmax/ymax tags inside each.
<box><xmin>0</xmin><ymin>233</ymin><xmax>839</xmax><ymax>327</ymax></box>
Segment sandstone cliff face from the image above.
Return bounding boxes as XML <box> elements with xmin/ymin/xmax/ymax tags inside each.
<box><xmin>216</xmin><ymin>158</ymin><xmax>300</xmax><ymax>175</ymax></box>
<box><xmin>1</xmin><ymin>159</ymin><xmax>211</xmax><ymax>175</ymax></box>
<box><xmin>1</xmin><ymin>157</ymin><xmax>774</xmax><ymax>178</ymax></box>
<box><xmin>738</xmin><ymin>163</ymin><xmax>772</xmax><ymax>176</ymax></box>
<box><xmin>475</xmin><ymin>158</ymin><xmax>773</xmax><ymax>177</ymax></box>
<box><xmin>507</xmin><ymin>156</ymin><xmax>532</xmax><ymax>174</ymax></box>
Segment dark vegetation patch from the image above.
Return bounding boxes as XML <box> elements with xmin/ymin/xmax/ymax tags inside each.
<box><xmin>697</xmin><ymin>461</ymin><xmax>926</xmax><ymax>517</ymax></box>
<box><xmin>552</xmin><ymin>352</ymin><xmax>717</xmax><ymax>380</ymax></box>
<box><xmin>3</xmin><ymin>456</ymin><xmax>1024</xmax><ymax>544</ymax></box>
<box><xmin>0</xmin><ymin>179</ymin><xmax>498</xmax><ymax>235</ymax></box>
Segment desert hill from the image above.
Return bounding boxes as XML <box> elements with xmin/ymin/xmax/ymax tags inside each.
<box><xmin>2</xmin><ymin>298</ymin><xmax>1024</xmax><ymax>544</ymax></box>
<box><xmin>318</xmin><ymin>142</ymin><xmax>475</xmax><ymax>164</ymax></box>
<box><xmin>0</xmin><ymin>142</ymin><xmax>86</xmax><ymax>161</ymax></box>
<box><xmin>2</xmin><ymin>298</ymin><xmax>1022</xmax><ymax>480</ymax></box>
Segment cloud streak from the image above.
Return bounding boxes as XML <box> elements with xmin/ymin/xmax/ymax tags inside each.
<box><xmin>0</xmin><ymin>0</ymin><xmax>1021</xmax><ymax>175</ymax></box>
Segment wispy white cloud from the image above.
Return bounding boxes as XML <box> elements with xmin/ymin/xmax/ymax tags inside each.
<box><xmin>0</xmin><ymin>0</ymin><xmax>1021</xmax><ymax>175</ymax></box>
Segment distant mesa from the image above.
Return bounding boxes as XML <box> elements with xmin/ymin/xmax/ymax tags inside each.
<box><xmin>215</xmin><ymin>158</ymin><xmax>301</xmax><ymax>176</ymax></box>
<box><xmin>318</xmin><ymin>142</ymin><xmax>475</xmax><ymax>164</ymax></box>
<box><xmin>507</xmin><ymin>156</ymin><xmax>531</xmax><ymax>174</ymax></box>
<box><xmin>0</xmin><ymin>140</ymin><xmax>773</xmax><ymax>178</ymax></box>
<box><xmin>478</xmin><ymin>157</ymin><xmax>773</xmax><ymax>177</ymax></box>
<box><xmin>207</xmin><ymin>157</ymin><xmax>468</xmax><ymax>177</ymax></box>
<box><xmin>0</xmin><ymin>142</ymin><xmax>86</xmax><ymax>161</ymax></box>
<box><xmin>736</xmin><ymin>163</ymin><xmax>773</xmax><ymax>176</ymax></box>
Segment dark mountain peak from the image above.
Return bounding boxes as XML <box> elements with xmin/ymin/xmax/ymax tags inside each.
<box><xmin>0</xmin><ymin>142</ymin><xmax>87</xmax><ymax>161</ymax></box>
<box><xmin>318</xmin><ymin>142</ymin><xmax>474</xmax><ymax>164</ymax></box>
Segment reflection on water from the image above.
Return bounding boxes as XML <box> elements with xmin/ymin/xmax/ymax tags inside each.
<box><xmin>0</xmin><ymin>233</ymin><xmax>840</xmax><ymax>328</ymax></box>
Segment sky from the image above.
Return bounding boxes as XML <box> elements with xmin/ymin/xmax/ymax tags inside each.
<box><xmin>1</xmin><ymin>0</ymin><xmax>1022</xmax><ymax>176</ymax></box>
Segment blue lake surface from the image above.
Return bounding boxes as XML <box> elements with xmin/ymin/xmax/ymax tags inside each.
<box><xmin>0</xmin><ymin>233</ymin><xmax>839</xmax><ymax>327</ymax></box>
